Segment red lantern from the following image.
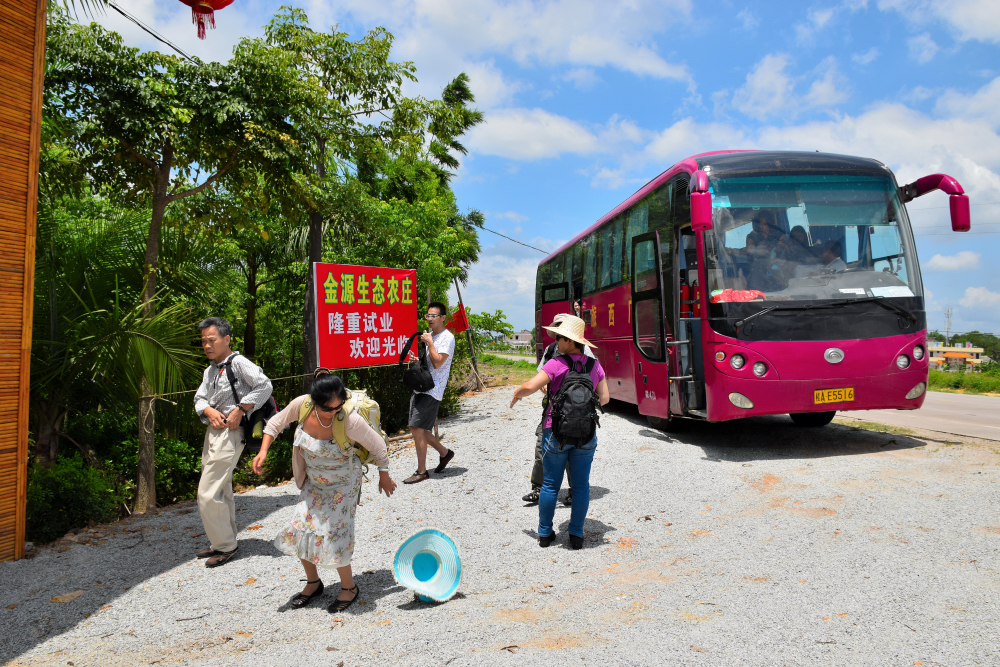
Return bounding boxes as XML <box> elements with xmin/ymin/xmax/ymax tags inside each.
<box><xmin>178</xmin><ymin>0</ymin><xmax>235</xmax><ymax>40</ymax></box>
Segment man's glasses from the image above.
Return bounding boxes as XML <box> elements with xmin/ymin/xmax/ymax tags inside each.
<box><xmin>424</xmin><ymin>313</ymin><xmax>443</xmax><ymax>319</ymax></box>
<box><xmin>316</xmin><ymin>403</ymin><xmax>342</xmax><ymax>413</ymax></box>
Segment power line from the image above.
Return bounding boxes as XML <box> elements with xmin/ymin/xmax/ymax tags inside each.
<box><xmin>105</xmin><ymin>0</ymin><xmax>194</xmax><ymax>61</ymax></box>
<box><xmin>481</xmin><ymin>226</ymin><xmax>549</xmax><ymax>254</ymax></box>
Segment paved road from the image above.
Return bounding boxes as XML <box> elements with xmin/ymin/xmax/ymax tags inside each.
<box><xmin>845</xmin><ymin>391</ymin><xmax>1000</xmax><ymax>441</ymax></box>
<box><xmin>3</xmin><ymin>388</ymin><xmax>998</xmax><ymax>666</ymax></box>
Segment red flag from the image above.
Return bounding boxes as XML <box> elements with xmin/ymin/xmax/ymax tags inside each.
<box><xmin>445</xmin><ymin>303</ymin><xmax>470</xmax><ymax>334</ymax></box>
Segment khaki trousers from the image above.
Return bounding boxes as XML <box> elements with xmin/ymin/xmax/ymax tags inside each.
<box><xmin>197</xmin><ymin>426</ymin><xmax>245</xmax><ymax>553</ymax></box>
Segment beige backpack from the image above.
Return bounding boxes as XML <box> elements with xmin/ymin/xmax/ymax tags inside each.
<box><xmin>299</xmin><ymin>389</ymin><xmax>387</xmax><ymax>465</ymax></box>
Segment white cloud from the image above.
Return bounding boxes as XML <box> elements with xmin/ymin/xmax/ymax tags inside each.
<box><xmin>795</xmin><ymin>7</ymin><xmax>837</xmax><ymax>43</ymax></box>
<box><xmin>732</xmin><ymin>54</ymin><xmax>795</xmax><ymax>120</ymax></box>
<box><xmin>491</xmin><ymin>211</ymin><xmax>529</xmax><ymax>223</ymax></box>
<box><xmin>463</xmin><ymin>61</ymin><xmax>528</xmax><ymax>110</ymax></box>
<box><xmin>805</xmin><ymin>57</ymin><xmax>850</xmax><ymax>107</ymax></box>
<box><xmin>878</xmin><ymin>0</ymin><xmax>1000</xmax><ymax>44</ymax></box>
<box><xmin>935</xmin><ymin>76</ymin><xmax>1000</xmax><ymax>128</ymax></box>
<box><xmin>466</xmin><ymin>108</ymin><xmax>599</xmax><ymax>160</ymax></box>
<box><xmin>562</xmin><ymin>68</ymin><xmax>602</xmax><ymax>90</ymax></box>
<box><xmin>467</xmin><ymin>111</ymin><xmax>648</xmax><ymax>161</ymax></box>
<box><xmin>730</xmin><ymin>54</ymin><xmax>848</xmax><ymax>120</ymax></box>
<box><xmin>852</xmin><ymin>47</ymin><xmax>881</xmax><ymax>65</ymax></box>
<box><xmin>309</xmin><ymin>0</ymin><xmax>696</xmax><ymax>102</ymax></box>
<box><xmin>736</xmin><ymin>9</ymin><xmax>759</xmax><ymax>30</ymax></box>
<box><xmin>908</xmin><ymin>33</ymin><xmax>939</xmax><ymax>63</ymax></box>
<box><xmin>926</xmin><ymin>251</ymin><xmax>982</xmax><ymax>270</ymax></box>
<box><xmin>959</xmin><ymin>286</ymin><xmax>1000</xmax><ymax>308</ymax></box>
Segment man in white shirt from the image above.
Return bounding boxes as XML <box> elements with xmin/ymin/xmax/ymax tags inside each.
<box><xmin>403</xmin><ymin>301</ymin><xmax>456</xmax><ymax>484</ymax></box>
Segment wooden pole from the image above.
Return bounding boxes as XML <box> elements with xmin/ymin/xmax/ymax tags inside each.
<box><xmin>453</xmin><ymin>278</ymin><xmax>484</xmax><ymax>391</ymax></box>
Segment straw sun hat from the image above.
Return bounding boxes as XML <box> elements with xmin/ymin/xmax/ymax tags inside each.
<box><xmin>543</xmin><ymin>314</ymin><xmax>596</xmax><ymax>349</ymax></box>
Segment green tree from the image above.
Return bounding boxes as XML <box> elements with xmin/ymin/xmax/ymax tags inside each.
<box><xmin>44</xmin><ymin>11</ymin><xmax>312</xmax><ymax>510</ymax></box>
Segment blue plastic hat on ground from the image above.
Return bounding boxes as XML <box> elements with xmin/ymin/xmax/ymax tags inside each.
<box><xmin>393</xmin><ymin>528</ymin><xmax>462</xmax><ymax>602</ymax></box>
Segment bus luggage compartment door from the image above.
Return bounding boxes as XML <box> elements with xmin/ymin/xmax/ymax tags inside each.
<box><xmin>631</xmin><ymin>231</ymin><xmax>671</xmax><ymax>419</ymax></box>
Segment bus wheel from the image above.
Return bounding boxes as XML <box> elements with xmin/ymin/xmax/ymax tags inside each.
<box><xmin>647</xmin><ymin>414</ymin><xmax>682</xmax><ymax>432</ymax></box>
<box><xmin>789</xmin><ymin>411</ymin><xmax>836</xmax><ymax>427</ymax></box>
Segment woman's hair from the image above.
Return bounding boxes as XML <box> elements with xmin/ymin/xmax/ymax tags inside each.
<box><xmin>310</xmin><ymin>373</ymin><xmax>348</xmax><ymax>407</ymax></box>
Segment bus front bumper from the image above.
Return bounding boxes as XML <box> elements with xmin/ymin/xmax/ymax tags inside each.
<box><xmin>704</xmin><ymin>370</ymin><xmax>929</xmax><ymax>422</ymax></box>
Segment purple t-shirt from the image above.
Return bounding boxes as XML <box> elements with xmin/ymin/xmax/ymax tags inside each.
<box><xmin>542</xmin><ymin>353</ymin><xmax>605</xmax><ymax>429</ymax></box>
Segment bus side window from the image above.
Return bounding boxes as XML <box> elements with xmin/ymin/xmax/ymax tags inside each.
<box><xmin>571</xmin><ymin>241</ymin><xmax>584</xmax><ymax>301</ymax></box>
<box><xmin>583</xmin><ymin>232</ymin><xmax>600</xmax><ymax>294</ymax></box>
<box><xmin>624</xmin><ymin>202</ymin><xmax>648</xmax><ymax>282</ymax></box>
<box><xmin>600</xmin><ymin>216</ymin><xmax>624</xmax><ymax>288</ymax></box>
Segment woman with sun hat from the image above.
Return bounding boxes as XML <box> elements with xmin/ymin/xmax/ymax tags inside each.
<box><xmin>510</xmin><ymin>315</ymin><xmax>609</xmax><ymax>549</ymax></box>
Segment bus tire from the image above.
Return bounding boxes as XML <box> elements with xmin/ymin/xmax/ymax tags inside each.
<box><xmin>789</xmin><ymin>411</ymin><xmax>836</xmax><ymax>427</ymax></box>
<box><xmin>647</xmin><ymin>414</ymin><xmax>682</xmax><ymax>432</ymax></box>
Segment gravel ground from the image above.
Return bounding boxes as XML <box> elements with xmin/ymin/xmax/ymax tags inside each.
<box><xmin>2</xmin><ymin>387</ymin><xmax>999</xmax><ymax>666</ymax></box>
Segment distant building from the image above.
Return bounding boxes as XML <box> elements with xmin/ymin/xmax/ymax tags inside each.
<box><xmin>504</xmin><ymin>329</ymin><xmax>534</xmax><ymax>349</ymax></box>
<box><xmin>927</xmin><ymin>342</ymin><xmax>989</xmax><ymax>370</ymax></box>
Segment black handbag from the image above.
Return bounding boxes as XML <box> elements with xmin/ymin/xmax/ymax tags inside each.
<box><xmin>398</xmin><ymin>332</ymin><xmax>435</xmax><ymax>392</ymax></box>
<box><xmin>223</xmin><ymin>353</ymin><xmax>278</xmax><ymax>452</ymax></box>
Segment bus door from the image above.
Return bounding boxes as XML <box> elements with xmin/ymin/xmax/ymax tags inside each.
<box><xmin>539</xmin><ymin>282</ymin><xmax>571</xmax><ymax>346</ymax></box>
<box><xmin>677</xmin><ymin>226</ymin><xmax>706</xmax><ymax>415</ymax></box>
<box><xmin>631</xmin><ymin>231</ymin><xmax>672</xmax><ymax>419</ymax></box>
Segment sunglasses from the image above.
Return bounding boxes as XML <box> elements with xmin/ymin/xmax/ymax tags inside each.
<box><xmin>316</xmin><ymin>402</ymin><xmax>343</xmax><ymax>413</ymax></box>
<box><xmin>556</xmin><ymin>335</ymin><xmax>571</xmax><ymax>342</ymax></box>
<box><xmin>424</xmin><ymin>313</ymin><xmax>443</xmax><ymax>319</ymax></box>
<box><xmin>313</xmin><ymin>367</ymin><xmax>331</xmax><ymax>378</ymax></box>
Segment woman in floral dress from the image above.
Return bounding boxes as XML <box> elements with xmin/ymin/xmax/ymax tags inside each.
<box><xmin>254</xmin><ymin>372</ymin><xmax>396</xmax><ymax>612</ymax></box>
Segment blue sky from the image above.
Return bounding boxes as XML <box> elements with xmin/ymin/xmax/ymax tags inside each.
<box><xmin>91</xmin><ymin>0</ymin><xmax>1000</xmax><ymax>333</ymax></box>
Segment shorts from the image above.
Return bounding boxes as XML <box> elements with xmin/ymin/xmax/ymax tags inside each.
<box><xmin>408</xmin><ymin>393</ymin><xmax>441</xmax><ymax>431</ymax></box>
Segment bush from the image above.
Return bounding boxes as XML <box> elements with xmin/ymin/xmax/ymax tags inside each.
<box><xmin>928</xmin><ymin>369</ymin><xmax>1000</xmax><ymax>394</ymax></box>
<box><xmin>26</xmin><ymin>454</ymin><xmax>128</xmax><ymax>544</ymax></box>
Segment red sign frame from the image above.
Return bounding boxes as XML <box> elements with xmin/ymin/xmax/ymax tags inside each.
<box><xmin>313</xmin><ymin>263</ymin><xmax>418</xmax><ymax>370</ymax></box>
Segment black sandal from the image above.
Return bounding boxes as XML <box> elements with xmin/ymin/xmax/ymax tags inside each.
<box><xmin>328</xmin><ymin>585</ymin><xmax>359</xmax><ymax>613</ymax></box>
<box><xmin>522</xmin><ymin>489</ymin><xmax>540</xmax><ymax>504</ymax></box>
<box><xmin>290</xmin><ymin>579</ymin><xmax>324</xmax><ymax>608</ymax></box>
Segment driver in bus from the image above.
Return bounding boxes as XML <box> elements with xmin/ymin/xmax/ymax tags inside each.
<box><xmin>821</xmin><ymin>240</ymin><xmax>847</xmax><ymax>271</ymax></box>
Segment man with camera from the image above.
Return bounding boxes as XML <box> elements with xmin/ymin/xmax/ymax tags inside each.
<box><xmin>403</xmin><ymin>301</ymin><xmax>456</xmax><ymax>484</ymax></box>
<box><xmin>193</xmin><ymin>317</ymin><xmax>273</xmax><ymax>567</ymax></box>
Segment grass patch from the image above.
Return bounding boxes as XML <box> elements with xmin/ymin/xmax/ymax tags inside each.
<box><xmin>835</xmin><ymin>418</ymin><xmax>916</xmax><ymax>436</ymax></box>
<box><xmin>928</xmin><ymin>369</ymin><xmax>1000</xmax><ymax>395</ymax></box>
<box><xmin>478</xmin><ymin>353</ymin><xmax>538</xmax><ymax>385</ymax></box>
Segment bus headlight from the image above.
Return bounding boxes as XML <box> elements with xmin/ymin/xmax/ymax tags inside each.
<box><xmin>753</xmin><ymin>362</ymin><xmax>767</xmax><ymax>377</ymax></box>
<box><xmin>896</xmin><ymin>354</ymin><xmax>910</xmax><ymax>369</ymax></box>
<box><xmin>913</xmin><ymin>345</ymin><xmax>925</xmax><ymax>360</ymax></box>
<box><xmin>731</xmin><ymin>354</ymin><xmax>746</xmax><ymax>370</ymax></box>
<box><xmin>905</xmin><ymin>382</ymin><xmax>926</xmax><ymax>400</ymax></box>
<box><xmin>729</xmin><ymin>392</ymin><xmax>754</xmax><ymax>409</ymax></box>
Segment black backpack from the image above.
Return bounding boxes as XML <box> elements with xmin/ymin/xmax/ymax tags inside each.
<box><xmin>398</xmin><ymin>332</ymin><xmax>435</xmax><ymax>393</ymax></box>
<box><xmin>548</xmin><ymin>355</ymin><xmax>602</xmax><ymax>447</ymax></box>
<box><xmin>222</xmin><ymin>353</ymin><xmax>278</xmax><ymax>452</ymax></box>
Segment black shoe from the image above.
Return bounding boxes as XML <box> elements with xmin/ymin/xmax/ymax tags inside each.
<box><xmin>539</xmin><ymin>533</ymin><xmax>556</xmax><ymax>547</ymax></box>
<box><xmin>328</xmin><ymin>585</ymin><xmax>359</xmax><ymax>613</ymax></box>
<box><xmin>290</xmin><ymin>579</ymin><xmax>324</xmax><ymax>608</ymax></box>
<box><xmin>569</xmin><ymin>535</ymin><xmax>584</xmax><ymax>550</ymax></box>
<box><xmin>562</xmin><ymin>493</ymin><xmax>573</xmax><ymax>507</ymax></box>
<box><xmin>205</xmin><ymin>546</ymin><xmax>238</xmax><ymax>567</ymax></box>
<box><xmin>522</xmin><ymin>488</ymin><xmax>540</xmax><ymax>504</ymax></box>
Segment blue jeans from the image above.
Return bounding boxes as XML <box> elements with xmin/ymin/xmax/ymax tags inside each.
<box><xmin>537</xmin><ymin>428</ymin><xmax>597</xmax><ymax>539</ymax></box>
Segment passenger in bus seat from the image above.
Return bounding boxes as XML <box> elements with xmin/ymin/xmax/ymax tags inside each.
<box><xmin>821</xmin><ymin>241</ymin><xmax>847</xmax><ymax>271</ymax></box>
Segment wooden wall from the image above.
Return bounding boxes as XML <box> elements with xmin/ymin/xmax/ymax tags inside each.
<box><xmin>0</xmin><ymin>0</ymin><xmax>46</xmax><ymax>562</ymax></box>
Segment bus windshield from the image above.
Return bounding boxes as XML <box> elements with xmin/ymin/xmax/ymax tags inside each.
<box><xmin>703</xmin><ymin>173</ymin><xmax>921</xmax><ymax>304</ymax></box>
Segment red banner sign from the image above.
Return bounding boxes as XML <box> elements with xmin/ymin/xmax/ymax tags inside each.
<box><xmin>313</xmin><ymin>263</ymin><xmax>418</xmax><ymax>369</ymax></box>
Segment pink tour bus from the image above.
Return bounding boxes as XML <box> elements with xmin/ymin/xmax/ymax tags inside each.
<box><xmin>534</xmin><ymin>150</ymin><xmax>971</xmax><ymax>429</ymax></box>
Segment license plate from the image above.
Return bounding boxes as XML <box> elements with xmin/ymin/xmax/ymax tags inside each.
<box><xmin>814</xmin><ymin>387</ymin><xmax>855</xmax><ymax>404</ymax></box>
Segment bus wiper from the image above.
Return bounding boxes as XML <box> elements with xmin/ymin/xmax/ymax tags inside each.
<box><xmin>734</xmin><ymin>296</ymin><xmax>917</xmax><ymax>329</ymax></box>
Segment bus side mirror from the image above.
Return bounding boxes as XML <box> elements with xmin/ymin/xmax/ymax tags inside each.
<box><xmin>950</xmin><ymin>195</ymin><xmax>970</xmax><ymax>232</ymax></box>
<box><xmin>900</xmin><ymin>173</ymin><xmax>970</xmax><ymax>232</ymax></box>
<box><xmin>690</xmin><ymin>169</ymin><xmax>712</xmax><ymax>231</ymax></box>
<box><xmin>691</xmin><ymin>192</ymin><xmax>713</xmax><ymax>231</ymax></box>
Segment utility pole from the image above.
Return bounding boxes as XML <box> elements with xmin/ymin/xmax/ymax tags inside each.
<box><xmin>944</xmin><ymin>306</ymin><xmax>953</xmax><ymax>347</ymax></box>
